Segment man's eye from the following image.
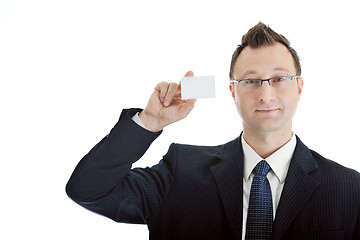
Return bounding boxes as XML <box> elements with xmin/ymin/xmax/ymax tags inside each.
<box><xmin>273</xmin><ymin>77</ymin><xmax>286</xmax><ymax>82</ymax></box>
<box><xmin>245</xmin><ymin>80</ymin><xmax>258</xmax><ymax>84</ymax></box>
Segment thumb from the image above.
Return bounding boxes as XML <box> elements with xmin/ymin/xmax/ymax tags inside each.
<box><xmin>178</xmin><ymin>98</ymin><xmax>197</xmax><ymax>120</ymax></box>
<box><xmin>179</xmin><ymin>71</ymin><xmax>194</xmax><ymax>90</ymax></box>
<box><xmin>184</xmin><ymin>71</ymin><xmax>194</xmax><ymax>77</ymax></box>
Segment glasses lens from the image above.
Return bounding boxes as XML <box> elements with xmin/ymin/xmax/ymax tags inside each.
<box><xmin>270</xmin><ymin>76</ymin><xmax>292</xmax><ymax>89</ymax></box>
<box><xmin>240</xmin><ymin>79</ymin><xmax>261</xmax><ymax>91</ymax></box>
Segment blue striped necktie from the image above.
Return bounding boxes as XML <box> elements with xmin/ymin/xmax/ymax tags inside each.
<box><xmin>246</xmin><ymin>160</ymin><xmax>273</xmax><ymax>240</ymax></box>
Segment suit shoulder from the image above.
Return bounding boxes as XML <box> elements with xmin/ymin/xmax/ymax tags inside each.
<box><xmin>169</xmin><ymin>136</ymin><xmax>240</xmax><ymax>154</ymax></box>
<box><xmin>163</xmin><ymin>138</ymin><xmax>239</xmax><ymax>166</ymax></box>
<box><xmin>310</xmin><ymin>149</ymin><xmax>360</xmax><ymax>183</ymax></box>
<box><xmin>168</xmin><ymin>141</ymin><xmax>226</xmax><ymax>156</ymax></box>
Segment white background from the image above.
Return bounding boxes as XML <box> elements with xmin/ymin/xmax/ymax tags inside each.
<box><xmin>1</xmin><ymin>0</ymin><xmax>359</xmax><ymax>239</ymax></box>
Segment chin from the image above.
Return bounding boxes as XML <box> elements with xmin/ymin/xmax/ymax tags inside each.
<box><xmin>250</xmin><ymin>120</ymin><xmax>286</xmax><ymax>133</ymax></box>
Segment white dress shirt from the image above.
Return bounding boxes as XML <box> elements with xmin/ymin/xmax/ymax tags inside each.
<box><xmin>132</xmin><ymin>112</ymin><xmax>145</xmax><ymax>128</ymax></box>
<box><xmin>241</xmin><ymin>134</ymin><xmax>296</xmax><ymax>239</ymax></box>
<box><xmin>132</xmin><ymin>113</ymin><xmax>297</xmax><ymax>239</ymax></box>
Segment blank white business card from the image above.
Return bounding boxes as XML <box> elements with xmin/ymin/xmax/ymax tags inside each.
<box><xmin>181</xmin><ymin>75</ymin><xmax>215</xmax><ymax>100</ymax></box>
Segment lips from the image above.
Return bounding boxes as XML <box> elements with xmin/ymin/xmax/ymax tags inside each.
<box><xmin>256</xmin><ymin>108</ymin><xmax>280</xmax><ymax>113</ymax></box>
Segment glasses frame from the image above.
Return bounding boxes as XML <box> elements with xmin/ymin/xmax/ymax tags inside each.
<box><xmin>229</xmin><ymin>75</ymin><xmax>300</xmax><ymax>89</ymax></box>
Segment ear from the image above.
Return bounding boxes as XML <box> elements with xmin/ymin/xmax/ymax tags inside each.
<box><xmin>229</xmin><ymin>83</ymin><xmax>236</xmax><ymax>101</ymax></box>
<box><xmin>297</xmin><ymin>77</ymin><xmax>304</xmax><ymax>97</ymax></box>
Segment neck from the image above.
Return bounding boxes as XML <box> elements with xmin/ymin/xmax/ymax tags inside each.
<box><xmin>242</xmin><ymin>125</ymin><xmax>293</xmax><ymax>159</ymax></box>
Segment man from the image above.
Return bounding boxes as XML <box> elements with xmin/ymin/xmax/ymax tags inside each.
<box><xmin>66</xmin><ymin>23</ymin><xmax>360</xmax><ymax>239</ymax></box>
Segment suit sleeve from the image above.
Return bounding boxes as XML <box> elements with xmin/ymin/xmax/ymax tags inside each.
<box><xmin>354</xmin><ymin>206</ymin><xmax>360</xmax><ymax>239</ymax></box>
<box><xmin>65</xmin><ymin>108</ymin><xmax>176</xmax><ymax>224</ymax></box>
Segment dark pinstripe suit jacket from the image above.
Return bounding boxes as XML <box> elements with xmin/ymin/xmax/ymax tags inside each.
<box><xmin>66</xmin><ymin>108</ymin><xmax>360</xmax><ymax>240</ymax></box>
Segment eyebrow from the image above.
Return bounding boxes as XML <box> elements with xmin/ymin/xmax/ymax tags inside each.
<box><xmin>273</xmin><ymin>67</ymin><xmax>289</xmax><ymax>73</ymax></box>
<box><xmin>238</xmin><ymin>67</ymin><xmax>289</xmax><ymax>79</ymax></box>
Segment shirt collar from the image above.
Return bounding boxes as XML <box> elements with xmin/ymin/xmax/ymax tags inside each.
<box><xmin>242</xmin><ymin>133</ymin><xmax>296</xmax><ymax>183</ymax></box>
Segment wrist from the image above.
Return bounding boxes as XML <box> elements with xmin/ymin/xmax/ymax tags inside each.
<box><xmin>132</xmin><ymin>112</ymin><xmax>146</xmax><ymax>128</ymax></box>
<box><xmin>138</xmin><ymin>110</ymin><xmax>164</xmax><ymax>132</ymax></box>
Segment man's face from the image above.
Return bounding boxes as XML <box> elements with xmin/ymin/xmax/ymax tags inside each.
<box><xmin>229</xmin><ymin>43</ymin><xmax>303</xmax><ymax>134</ymax></box>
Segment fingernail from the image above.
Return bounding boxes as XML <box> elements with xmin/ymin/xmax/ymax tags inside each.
<box><xmin>164</xmin><ymin>100</ymin><xmax>170</xmax><ymax>106</ymax></box>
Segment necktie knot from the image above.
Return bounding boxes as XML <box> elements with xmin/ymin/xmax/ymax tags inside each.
<box><xmin>255</xmin><ymin>160</ymin><xmax>270</xmax><ymax>176</ymax></box>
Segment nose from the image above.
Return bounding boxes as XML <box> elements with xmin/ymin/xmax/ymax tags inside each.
<box><xmin>257</xmin><ymin>80</ymin><xmax>274</xmax><ymax>103</ymax></box>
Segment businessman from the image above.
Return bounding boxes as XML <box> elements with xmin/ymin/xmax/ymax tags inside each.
<box><xmin>66</xmin><ymin>23</ymin><xmax>360</xmax><ymax>239</ymax></box>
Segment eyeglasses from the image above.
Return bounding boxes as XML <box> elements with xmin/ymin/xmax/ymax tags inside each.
<box><xmin>230</xmin><ymin>76</ymin><xmax>300</xmax><ymax>91</ymax></box>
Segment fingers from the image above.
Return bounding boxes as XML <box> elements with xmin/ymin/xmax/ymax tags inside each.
<box><xmin>155</xmin><ymin>71</ymin><xmax>194</xmax><ymax>107</ymax></box>
<box><xmin>155</xmin><ymin>81</ymin><xmax>180</xmax><ymax>107</ymax></box>
<box><xmin>163</xmin><ymin>82</ymin><xmax>179</xmax><ymax>106</ymax></box>
<box><xmin>156</xmin><ymin>82</ymin><xmax>169</xmax><ymax>103</ymax></box>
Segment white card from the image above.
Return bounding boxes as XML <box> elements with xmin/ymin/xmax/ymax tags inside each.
<box><xmin>181</xmin><ymin>75</ymin><xmax>215</xmax><ymax>100</ymax></box>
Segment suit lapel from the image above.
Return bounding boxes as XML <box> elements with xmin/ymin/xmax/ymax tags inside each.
<box><xmin>210</xmin><ymin>135</ymin><xmax>319</xmax><ymax>239</ymax></box>
<box><xmin>211</xmin><ymin>136</ymin><xmax>244</xmax><ymax>239</ymax></box>
<box><xmin>272</xmin><ymin>136</ymin><xmax>320</xmax><ymax>240</ymax></box>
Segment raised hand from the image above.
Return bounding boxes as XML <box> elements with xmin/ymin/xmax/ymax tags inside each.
<box><xmin>138</xmin><ymin>71</ymin><xmax>197</xmax><ymax>132</ymax></box>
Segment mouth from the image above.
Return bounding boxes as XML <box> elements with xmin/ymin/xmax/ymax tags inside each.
<box><xmin>255</xmin><ymin>108</ymin><xmax>280</xmax><ymax>114</ymax></box>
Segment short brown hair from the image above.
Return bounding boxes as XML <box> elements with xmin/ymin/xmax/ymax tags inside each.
<box><xmin>229</xmin><ymin>22</ymin><xmax>301</xmax><ymax>79</ymax></box>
